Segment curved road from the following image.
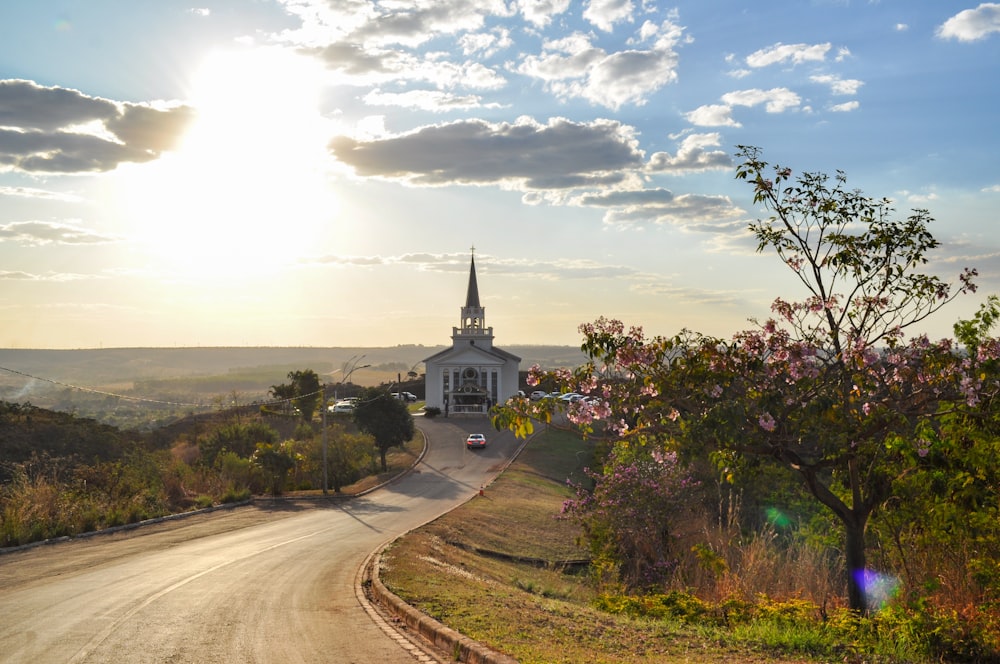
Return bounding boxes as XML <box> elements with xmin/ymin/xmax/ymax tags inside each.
<box><xmin>0</xmin><ymin>417</ymin><xmax>518</xmax><ymax>663</ymax></box>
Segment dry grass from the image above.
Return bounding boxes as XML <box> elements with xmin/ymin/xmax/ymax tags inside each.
<box><xmin>380</xmin><ymin>429</ymin><xmax>822</xmax><ymax>663</ymax></box>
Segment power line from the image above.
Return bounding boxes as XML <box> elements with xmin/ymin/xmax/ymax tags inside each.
<box><xmin>0</xmin><ymin>365</ymin><xmax>310</xmax><ymax>410</ymax></box>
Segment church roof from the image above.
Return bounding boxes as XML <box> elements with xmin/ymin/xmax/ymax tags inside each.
<box><xmin>465</xmin><ymin>254</ymin><xmax>481</xmax><ymax>309</ymax></box>
<box><xmin>423</xmin><ymin>342</ymin><xmax>521</xmax><ymax>365</ymax></box>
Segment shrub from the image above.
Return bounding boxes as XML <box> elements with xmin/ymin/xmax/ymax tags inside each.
<box><xmin>423</xmin><ymin>406</ymin><xmax>441</xmax><ymax>418</ymax></box>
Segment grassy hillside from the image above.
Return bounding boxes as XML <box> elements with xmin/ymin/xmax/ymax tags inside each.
<box><xmin>380</xmin><ymin>428</ymin><xmax>984</xmax><ymax>664</ymax></box>
<box><xmin>381</xmin><ymin>429</ymin><xmax>810</xmax><ymax>663</ymax></box>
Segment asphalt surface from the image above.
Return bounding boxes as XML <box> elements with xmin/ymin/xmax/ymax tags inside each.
<box><xmin>0</xmin><ymin>416</ymin><xmax>518</xmax><ymax>664</ymax></box>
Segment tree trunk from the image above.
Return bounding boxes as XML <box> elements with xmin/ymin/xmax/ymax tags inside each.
<box><xmin>843</xmin><ymin>513</ymin><xmax>869</xmax><ymax>614</ymax></box>
<box><xmin>796</xmin><ymin>463</ymin><xmax>872</xmax><ymax>614</ymax></box>
<box><xmin>380</xmin><ymin>448</ymin><xmax>388</xmax><ymax>472</ymax></box>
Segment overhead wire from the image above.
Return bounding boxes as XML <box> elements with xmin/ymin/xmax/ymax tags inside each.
<box><xmin>0</xmin><ymin>364</ymin><xmax>318</xmax><ymax>410</ymax></box>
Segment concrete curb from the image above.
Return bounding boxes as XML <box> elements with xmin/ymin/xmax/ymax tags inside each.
<box><xmin>362</xmin><ymin>548</ymin><xmax>518</xmax><ymax>664</ymax></box>
<box><xmin>352</xmin><ymin>417</ymin><xmax>536</xmax><ymax>663</ymax></box>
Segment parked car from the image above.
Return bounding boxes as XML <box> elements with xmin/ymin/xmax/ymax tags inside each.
<box><xmin>466</xmin><ymin>433</ymin><xmax>487</xmax><ymax>449</ymax></box>
<box><xmin>330</xmin><ymin>401</ymin><xmax>355</xmax><ymax>413</ymax></box>
<box><xmin>529</xmin><ymin>390</ymin><xmax>548</xmax><ymax>400</ymax></box>
<box><xmin>559</xmin><ymin>393</ymin><xmax>584</xmax><ymax>403</ymax></box>
<box><xmin>392</xmin><ymin>392</ymin><xmax>418</xmax><ymax>402</ymax></box>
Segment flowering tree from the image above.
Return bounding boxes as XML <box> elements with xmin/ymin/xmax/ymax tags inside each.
<box><xmin>495</xmin><ymin>147</ymin><xmax>994</xmax><ymax>614</ymax></box>
<box><xmin>562</xmin><ymin>443</ymin><xmax>699</xmax><ymax>590</ymax></box>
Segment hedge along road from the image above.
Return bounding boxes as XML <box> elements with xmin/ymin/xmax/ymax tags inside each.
<box><xmin>0</xmin><ymin>417</ymin><xmax>520</xmax><ymax>664</ymax></box>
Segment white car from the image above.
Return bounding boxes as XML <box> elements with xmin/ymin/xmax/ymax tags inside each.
<box><xmin>330</xmin><ymin>401</ymin><xmax>355</xmax><ymax>413</ymax></box>
<box><xmin>529</xmin><ymin>390</ymin><xmax>548</xmax><ymax>400</ymax></box>
<box><xmin>466</xmin><ymin>433</ymin><xmax>487</xmax><ymax>449</ymax></box>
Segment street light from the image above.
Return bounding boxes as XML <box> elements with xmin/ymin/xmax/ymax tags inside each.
<box><xmin>321</xmin><ymin>355</ymin><xmax>370</xmax><ymax>495</ymax></box>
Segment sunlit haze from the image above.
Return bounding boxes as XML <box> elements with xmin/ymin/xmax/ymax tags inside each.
<box><xmin>1</xmin><ymin>2</ymin><xmax>998</xmax><ymax>349</ymax></box>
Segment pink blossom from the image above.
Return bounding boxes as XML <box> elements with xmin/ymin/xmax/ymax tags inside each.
<box><xmin>526</xmin><ymin>364</ymin><xmax>542</xmax><ymax>387</ymax></box>
<box><xmin>758</xmin><ymin>412</ymin><xmax>777</xmax><ymax>432</ymax></box>
<box><xmin>916</xmin><ymin>439</ymin><xmax>930</xmax><ymax>458</ymax></box>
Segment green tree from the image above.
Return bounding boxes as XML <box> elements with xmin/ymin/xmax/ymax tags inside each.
<box><xmin>252</xmin><ymin>440</ymin><xmax>297</xmax><ymax>496</ymax></box>
<box><xmin>198</xmin><ymin>422</ymin><xmax>278</xmax><ymax>466</ymax></box>
<box><xmin>322</xmin><ymin>422</ymin><xmax>376</xmax><ymax>493</ymax></box>
<box><xmin>269</xmin><ymin>369</ymin><xmax>322</xmax><ymax>420</ymax></box>
<box><xmin>352</xmin><ymin>388</ymin><xmax>414</xmax><ymax>472</ymax></box>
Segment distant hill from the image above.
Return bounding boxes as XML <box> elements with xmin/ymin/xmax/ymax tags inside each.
<box><xmin>0</xmin><ymin>346</ymin><xmax>587</xmax><ymax>428</ymax></box>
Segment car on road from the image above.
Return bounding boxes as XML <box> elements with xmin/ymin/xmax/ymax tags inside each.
<box><xmin>466</xmin><ymin>433</ymin><xmax>487</xmax><ymax>449</ymax></box>
<box><xmin>330</xmin><ymin>401</ymin><xmax>356</xmax><ymax>413</ymax></box>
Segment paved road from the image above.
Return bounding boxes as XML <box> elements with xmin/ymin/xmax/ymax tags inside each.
<box><xmin>0</xmin><ymin>417</ymin><xmax>517</xmax><ymax>664</ymax></box>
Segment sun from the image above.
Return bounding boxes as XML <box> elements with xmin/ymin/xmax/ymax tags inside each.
<box><xmin>113</xmin><ymin>46</ymin><xmax>338</xmax><ymax>277</ymax></box>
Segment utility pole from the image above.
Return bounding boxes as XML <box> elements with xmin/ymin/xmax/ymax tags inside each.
<box><xmin>322</xmin><ymin>355</ymin><xmax>369</xmax><ymax>495</ymax></box>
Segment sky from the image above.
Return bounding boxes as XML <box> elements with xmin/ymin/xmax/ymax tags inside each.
<box><xmin>0</xmin><ymin>1</ymin><xmax>998</xmax><ymax>350</ymax></box>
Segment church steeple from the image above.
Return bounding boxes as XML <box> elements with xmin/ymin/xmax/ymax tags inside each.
<box><xmin>457</xmin><ymin>247</ymin><xmax>491</xmax><ymax>345</ymax></box>
<box><xmin>465</xmin><ymin>252</ymin><xmax>481</xmax><ymax>309</ymax></box>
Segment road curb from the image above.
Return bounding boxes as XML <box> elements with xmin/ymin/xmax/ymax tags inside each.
<box><xmin>361</xmin><ymin>547</ymin><xmax>519</xmax><ymax>664</ymax></box>
<box><xmin>352</xmin><ymin>417</ymin><xmax>535</xmax><ymax>663</ymax></box>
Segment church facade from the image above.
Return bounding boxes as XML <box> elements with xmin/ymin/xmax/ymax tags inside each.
<box><xmin>423</xmin><ymin>253</ymin><xmax>521</xmax><ymax>415</ymax></box>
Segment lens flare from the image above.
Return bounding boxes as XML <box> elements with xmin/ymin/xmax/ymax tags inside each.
<box><xmin>854</xmin><ymin>569</ymin><xmax>899</xmax><ymax>612</ymax></box>
<box><xmin>765</xmin><ymin>506</ymin><xmax>792</xmax><ymax>528</ymax></box>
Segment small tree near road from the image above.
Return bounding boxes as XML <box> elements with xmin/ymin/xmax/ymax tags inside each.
<box><xmin>269</xmin><ymin>369</ymin><xmax>322</xmax><ymax>421</ymax></box>
<box><xmin>353</xmin><ymin>388</ymin><xmax>415</xmax><ymax>472</ymax></box>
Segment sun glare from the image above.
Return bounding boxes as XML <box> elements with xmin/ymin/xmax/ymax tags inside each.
<box><xmin>114</xmin><ymin>47</ymin><xmax>337</xmax><ymax>277</ymax></box>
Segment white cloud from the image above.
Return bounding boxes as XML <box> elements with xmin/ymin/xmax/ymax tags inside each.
<box><xmin>459</xmin><ymin>28</ymin><xmax>513</xmax><ymax>57</ymax></box>
<box><xmin>830</xmin><ymin>100</ymin><xmax>860</xmax><ymax>112</ymax></box>
<box><xmin>0</xmin><ymin>270</ymin><xmax>99</xmax><ymax>281</ymax></box>
<box><xmin>907</xmin><ymin>192</ymin><xmax>939</xmax><ymax>204</ymax></box>
<box><xmin>598</xmin><ymin>192</ymin><xmax>743</xmax><ymax>229</ymax></box>
<box><xmin>0</xmin><ymin>220</ymin><xmax>119</xmax><ymax>245</ymax></box>
<box><xmin>745</xmin><ymin>42</ymin><xmax>831</xmax><ymax>67</ymax></box>
<box><xmin>811</xmin><ymin>74</ymin><xmax>864</xmax><ymax>95</ymax></box>
<box><xmin>516</xmin><ymin>0</ymin><xmax>572</xmax><ymax>27</ymax></box>
<box><xmin>363</xmin><ymin>88</ymin><xmax>500</xmax><ymax>112</ymax></box>
<box><xmin>328</xmin><ymin>116</ymin><xmax>644</xmax><ymax>189</ymax></box>
<box><xmin>0</xmin><ymin>185</ymin><xmax>84</xmax><ymax>202</ymax></box>
<box><xmin>0</xmin><ymin>80</ymin><xmax>194</xmax><ymax>174</ymax></box>
<box><xmin>895</xmin><ymin>23</ymin><xmax>909</xmax><ymax>32</ymax></box>
<box><xmin>982</xmin><ymin>184</ymin><xmax>1000</xmax><ymax>193</ymax></box>
<box><xmin>721</xmin><ymin>88</ymin><xmax>801</xmax><ymax>113</ymax></box>
<box><xmin>515</xmin><ymin>21</ymin><xmax>685</xmax><ymax>109</ymax></box>
<box><xmin>937</xmin><ymin>3</ymin><xmax>1000</xmax><ymax>41</ymax></box>
<box><xmin>684</xmin><ymin>104</ymin><xmax>740</xmax><ymax>127</ymax></box>
<box><xmin>647</xmin><ymin>133</ymin><xmax>732</xmax><ymax>172</ymax></box>
<box><xmin>583</xmin><ymin>0</ymin><xmax>635</xmax><ymax>32</ymax></box>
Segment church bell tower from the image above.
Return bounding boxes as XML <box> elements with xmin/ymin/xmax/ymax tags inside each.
<box><xmin>454</xmin><ymin>248</ymin><xmax>494</xmax><ymax>349</ymax></box>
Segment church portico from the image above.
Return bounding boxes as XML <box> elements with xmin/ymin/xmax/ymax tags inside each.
<box><xmin>424</xmin><ymin>250</ymin><xmax>520</xmax><ymax>416</ymax></box>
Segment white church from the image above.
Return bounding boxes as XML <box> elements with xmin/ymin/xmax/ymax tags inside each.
<box><xmin>423</xmin><ymin>252</ymin><xmax>521</xmax><ymax>416</ymax></box>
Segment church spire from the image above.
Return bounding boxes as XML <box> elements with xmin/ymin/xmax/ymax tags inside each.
<box><xmin>459</xmin><ymin>247</ymin><xmax>488</xmax><ymax>337</ymax></box>
<box><xmin>465</xmin><ymin>248</ymin><xmax>481</xmax><ymax>309</ymax></box>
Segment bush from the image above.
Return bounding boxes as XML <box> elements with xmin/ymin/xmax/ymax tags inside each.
<box><xmin>423</xmin><ymin>406</ymin><xmax>441</xmax><ymax>418</ymax></box>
